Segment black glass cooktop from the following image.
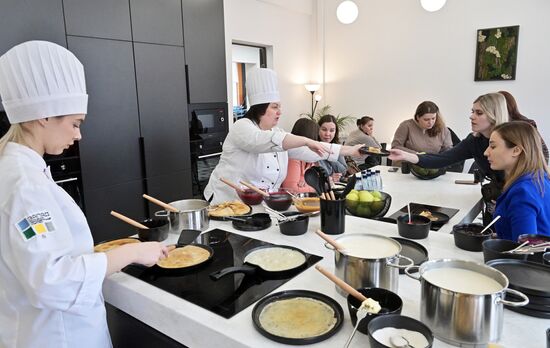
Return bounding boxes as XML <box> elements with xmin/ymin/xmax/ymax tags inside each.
<box><xmin>122</xmin><ymin>228</ymin><xmax>323</xmax><ymax>318</ymax></box>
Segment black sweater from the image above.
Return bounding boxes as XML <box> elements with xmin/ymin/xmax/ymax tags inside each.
<box><xmin>417</xmin><ymin>133</ymin><xmax>504</xmax><ymax>184</ymax></box>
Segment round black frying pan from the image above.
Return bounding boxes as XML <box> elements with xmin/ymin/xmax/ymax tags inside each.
<box><xmin>414</xmin><ymin>210</ymin><xmax>449</xmax><ymax>226</ymax></box>
<box><xmin>390</xmin><ymin>237</ymin><xmax>429</xmax><ymax>274</ymax></box>
<box><xmin>209</xmin><ymin>245</ymin><xmax>307</xmax><ymax>281</ymax></box>
<box><xmin>226</xmin><ymin>213</ymin><xmax>272</xmax><ymax>231</ymax></box>
<box><xmin>486</xmin><ymin>259</ymin><xmax>550</xmax><ymax>297</ymax></box>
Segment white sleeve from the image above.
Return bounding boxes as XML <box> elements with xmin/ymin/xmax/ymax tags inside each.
<box><xmin>229</xmin><ymin>119</ymin><xmax>287</xmax><ymax>153</ymax></box>
<box><xmin>288</xmin><ymin>143</ymin><xmax>342</xmax><ymax>163</ymax></box>
<box><xmin>3</xmin><ymin>183</ymin><xmax>107</xmax><ymax>313</ymax></box>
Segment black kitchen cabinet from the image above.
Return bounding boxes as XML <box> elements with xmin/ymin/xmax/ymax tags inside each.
<box><xmin>85</xmin><ymin>180</ymin><xmax>146</xmax><ymax>243</ymax></box>
<box><xmin>133</xmin><ymin>43</ymin><xmax>191</xmax><ymax>179</ymax></box>
<box><xmin>145</xmin><ymin>170</ymin><xmax>192</xmax><ymax>216</ymax></box>
<box><xmin>0</xmin><ymin>0</ymin><xmax>66</xmax><ymax>56</ymax></box>
<box><xmin>182</xmin><ymin>0</ymin><xmax>227</xmax><ymax>103</ymax></box>
<box><xmin>63</xmin><ymin>0</ymin><xmax>132</xmax><ymax>41</ymax></box>
<box><xmin>67</xmin><ymin>36</ymin><xmax>142</xmax><ymax>190</ymax></box>
<box><xmin>130</xmin><ymin>0</ymin><xmax>184</xmax><ymax>46</ymax></box>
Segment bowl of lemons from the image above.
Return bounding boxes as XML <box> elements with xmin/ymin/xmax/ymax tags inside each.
<box><xmin>345</xmin><ymin>190</ymin><xmax>392</xmax><ymax>219</ymax></box>
<box><xmin>410</xmin><ymin>165</ymin><xmax>445</xmax><ymax>180</ymax></box>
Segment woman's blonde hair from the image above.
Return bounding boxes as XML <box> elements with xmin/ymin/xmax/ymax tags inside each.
<box><xmin>473</xmin><ymin>93</ymin><xmax>509</xmax><ymax>136</ymax></box>
<box><xmin>493</xmin><ymin>121</ymin><xmax>550</xmax><ymax>194</ymax></box>
<box><xmin>0</xmin><ymin>123</ymin><xmax>25</xmax><ymax>154</ymax></box>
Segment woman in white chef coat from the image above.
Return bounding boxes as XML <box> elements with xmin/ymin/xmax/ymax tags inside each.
<box><xmin>204</xmin><ymin>68</ymin><xmax>363</xmax><ymax>204</ymax></box>
<box><xmin>0</xmin><ymin>41</ymin><xmax>168</xmax><ymax>348</ymax></box>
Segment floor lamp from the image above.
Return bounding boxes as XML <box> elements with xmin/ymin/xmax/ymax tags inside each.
<box><xmin>304</xmin><ymin>84</ymin><xmax>320</xmax><ymax>116</ymax></box>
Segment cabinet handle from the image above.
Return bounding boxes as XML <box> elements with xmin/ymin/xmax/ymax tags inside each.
<box><xmin>55</xmin><ymin>177</ymin><xmax>78</xmax><ymax>184</ymax></box>
<box><xmin>185</xmin><ymin>64</ymin><xmax>190</xmax><ymax>102</ymax></box>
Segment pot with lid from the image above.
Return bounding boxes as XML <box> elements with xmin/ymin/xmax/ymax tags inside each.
<box><xmin>327</xmin><ymin>234</ymin><xmax>413</xmax><ymax>295</ymax></box>
<box><xmin>405</xmin><ymin>259</ymin><xmax>529</xmax><ymax>346</ymax></box>
<box><xmin>155</xmin><ymin>199</ymin><xmax>209</xmax><ymax>234</ymax></box>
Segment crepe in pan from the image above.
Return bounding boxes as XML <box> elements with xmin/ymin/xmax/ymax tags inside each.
<box><xmin>157</xmin><ymin>245</ymin><xmax>210</xmax><ymax>269</ymax></box>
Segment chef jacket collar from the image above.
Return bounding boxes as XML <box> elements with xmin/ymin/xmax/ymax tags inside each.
<box><xmin>5</xmin><ymin>141</ymin><xmax>50</xmax><ymax>178</ymax></box>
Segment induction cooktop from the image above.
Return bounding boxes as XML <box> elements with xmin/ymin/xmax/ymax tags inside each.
<box><xmin>122</xmin><ymin>228</ymin><xmax>323</xmax><ymax>318</ymax></box>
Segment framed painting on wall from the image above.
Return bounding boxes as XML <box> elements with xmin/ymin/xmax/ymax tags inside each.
<box><xmin>474</xmin><ymin>25</ymin><xmax>519</xmax><ymax>81</ymax></box>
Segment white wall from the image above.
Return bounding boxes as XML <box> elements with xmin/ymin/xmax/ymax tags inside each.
<box><xmin>223</xmin><ymin>0</ymin><xmax>316</xmax><ymax>131</ymax></box>
<box><xmin>321</xmin><ymin>0</ymin><xmax>550</xmax><ymax>144</ymax></box>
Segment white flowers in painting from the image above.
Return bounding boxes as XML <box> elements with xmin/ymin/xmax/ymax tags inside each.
<box><xmin>501</xmin><ymin>74</ymin><xmax>512</xmax><ymax>79</ymax></box>
<box><xmin>486</xmin><ymin>46</ymin><xmax>501</xmax><ymax>58</ymax></box>
<box><xmin>478</xmin><ymin>31</ymin><xmax>486</xmax><ymax>43</ymax></box>
<box><xmin>495</xmin><ymin>29</ymin><xmax>502</xmax><ymax>39</ymax></box>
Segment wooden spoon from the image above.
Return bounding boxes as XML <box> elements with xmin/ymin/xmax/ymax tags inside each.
<box><xmin>315</xmin><ymin>265</ymin><xmax>367</xmax><ymax>302</ymax></box>
<box><xmin>315</xmin><ymin>229</ymin><xmax>346</xmax><ymax>253</ymax></box>
<box><xmin>239</xmin><ymin>180</ymin><xmax>270</xmax><ymax>197</ymax></box>
<box><xmin>110</xmin><ymin>210</ymin><xmax>149</xmax><ymax>229</ymax></box>
<box><xmin>219</xmin><ymin>177</ymin><xmax>244</xmax><ymax>193</ymax></box>
<box><xmin>142</xmin><ymin>194</ymin><xmax>179</xmax><ymax>213</ymax></box>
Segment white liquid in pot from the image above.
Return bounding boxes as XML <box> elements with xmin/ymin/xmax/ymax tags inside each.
<box><xmin>338</xmin><ymin>236</ymin><xmax>399</xmax><ymax>259</ymax></box>
<box><xmin>422</xmin><ymin>268</ymin><xmax>503</xmax><ymax>295</ymax></box>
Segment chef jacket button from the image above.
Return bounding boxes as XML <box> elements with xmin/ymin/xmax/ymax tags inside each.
<box><xmin>271</xmin><ymin>183</ymin><xmax>274</xmax><ymax>185</ymax></box>
<box><xmin>276</xmin><ymin>169</ymin><xmax>279</xmax><ymax>171</ymax></box>
<box><xmin>274</xmin><ymin>155</ymin><xmax>276</xmax><ymax>158</ymax></box>
<box><xmin>267</xmin><ymin>166</ymin><xmax>269</xmax><ymax>169</ymax></box>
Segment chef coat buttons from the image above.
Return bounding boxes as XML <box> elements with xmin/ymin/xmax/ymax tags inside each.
<box><xmin>267</xmin><ymin>166</ymin><xmax>269</xmax><ymax>169</ymax></box>
<box><xmin>276</xmin><ymin>169</ymin><xmax>279</xmax><ymax>171</ymax></box>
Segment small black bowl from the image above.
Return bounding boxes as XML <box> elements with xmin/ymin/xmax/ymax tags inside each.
<box><xmin>136</xmin><ymin>218</ymin><xmax>169</xmax><ymax>242</ymax></box>
<box><xmin>347</xmin><ymin>288</ymin><xmax>403</xmax><ymax>335</ymax></box>
<box><xmin>397</xmin><ymin>214</ymin><xmax>431</xmax><ymax>239</ymax></box>
<box><xmin>482</xmin><ymin>239</ymin><xmax>528</xmax><ymax>263</ymax></box>
<box><xmin>278</xmin><ymin>212</ymin><xmax>309</xmax><ymax>236</ymax></box>
<box><xmin>453</xmin><ymin>223</ymin><xmax>493</xmax><ymax>252</ymax></box>
<box><xmin>367</xmin><ymin>314</ymin><xmax>434</xmax><ymax>348</ymax></box>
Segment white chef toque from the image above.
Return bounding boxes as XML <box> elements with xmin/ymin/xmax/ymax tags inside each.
<box><xmin>246</xmin><ymin>68</ymin><xmax>280</xmax><ymax>107</ymax></box>
<box><xmin>0</xmin><ymin>40</ymin><xmax>88</xmax><ymax>124</ymax></box>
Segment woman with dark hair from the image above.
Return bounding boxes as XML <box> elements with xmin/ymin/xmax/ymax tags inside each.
<box><xmin>484</xmin><ymin>121</ymin><xmax>550</xmax><ymax>241</ymax></box>
<box><xmin>346</xmin><ymin>116</ymin><xmax>382</xmax><ymax>169</ymax></box>
<box><xmin>391</xmin><ymin>101</ymin><xmax>452</xmax><ymax>165</ymax></box>
<box><xmin>281</xmin><ymin>119</ymin><xmax>319</xmax><ymax>192</ymax></box>
<box><xmin>317</xmin><ymin>114</ymin><xmax>347</xmax><ymax>181</ymax></box>
<box><xmin>204</xmin><ymin>69</ymin><xmax>363</xmax><ymax>203</ymax></box>
<box><xmin>498</xmin><ymin>90</ymin><xmax>549</xmax><ymax>162</ymax></box>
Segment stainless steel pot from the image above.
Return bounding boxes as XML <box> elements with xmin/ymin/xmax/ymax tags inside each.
<box><xmin>155</xmin><ymin>199</ymin><xmax>209</xmax><ymax>233</ymax></box>
<box><xmin>405</xmin><ymin>259</ymin><xmax>529</xmax><ymax>347</ymax></box>
<box><xmin>328</xmin><ymin>234</ymin><xmax>413</xmax><ymax>295</ymax></box>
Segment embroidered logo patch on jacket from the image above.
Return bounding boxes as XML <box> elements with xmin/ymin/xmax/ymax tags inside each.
<box><xmin>15</xmin><ymin>211</ymin><xmax>56</xmax><ymax>241</ymax></box>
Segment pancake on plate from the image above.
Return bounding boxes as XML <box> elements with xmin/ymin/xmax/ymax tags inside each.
<box><xmin>208</xmin><ymin>200</ymin><xmax>250</xmax><ymax>217</ymax></box>
<box><xmin>94</xmin><ymin>238</ymin><xmax>140</xmax><ymax>252</ymax></box>
<box><xmin>259</xmin><ymin>297</ymin><xmax>337</xmax><ymax>339</ymax></box>
<box><xmin>419</xmin><ymin>210</ymin><xmax>439</xmax><ymax>221</ymax></box>
<box><xmin>157</xmin><ymin>245</ymin><xmax>210</xmax><ymax>269</ymax></box>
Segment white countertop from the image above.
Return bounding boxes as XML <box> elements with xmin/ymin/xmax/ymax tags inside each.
<box><xmin>103</xmin><ymin>168</ymin><xmax>548</xmax><ymax>348</ymax></box>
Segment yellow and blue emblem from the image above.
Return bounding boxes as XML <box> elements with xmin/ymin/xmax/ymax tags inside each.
<box><xmin>15</xmin><ymin>211</ymin><xmax>56</xmax><ymax>241</ymax></box>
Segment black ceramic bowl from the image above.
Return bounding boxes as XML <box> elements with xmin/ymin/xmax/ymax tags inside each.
<box><xmin>347</xmin><ymin>288</ymin><xmax>403</xmax><ymax>335</ymax></box>
<box><xmin>263</xmin><ymin>190</ymin><xmax>293</xmax><ymax>211</ymax></box>
<box><xmin>136</xmin><ymin>218</ymin><xmax>169</xmax><ymax>242</ymax></box>
<box><xmin>397</xmin><ymin>214</ymin><xmax>431</xmax><ymax>239</ymax></box>
<box><xmin>410</xmin><ymin>164</ymin><xmax>445</xmax><ymax>180</ymax></box>
<box><xmin>482</xmin><ymin>239</ymin><xmax>528</xmax><ymax>263</ymax></box>
<box><xmin>367</xmin><ymin>314</ymin><xmax>434</xmax><ymax>348</ymax></box>
<box><xmin>278</xmin><ymin>212</ymin><xmax>309</xmax><ymax>236</ymax></box>
<box><xmin>453</xmin><ymin>223</ymin><xmax>493</xmax><ymax>252</ymax></box>
<box><xmin>544</xmin><ymin>252</ymin><xmax>550</xmax><ymax>266</ymax></box>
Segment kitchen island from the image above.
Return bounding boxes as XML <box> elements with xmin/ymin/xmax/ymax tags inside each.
<box><xmin>103</xmin><ymin>168</ymin><xmax>548</xmax><ymax>347</ymax></box>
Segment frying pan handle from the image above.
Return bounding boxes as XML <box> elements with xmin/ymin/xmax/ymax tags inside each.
<box><xmin>209</xmin><ymin>264</ymin><xmax>257</xmax><ymax>281</ymax></box>
<box><xmin>386</xmin><ymin>255</ymin><xmax>415</xmax><ymax>269</ymax></box>
<box><xmin>497</xmin><ymin>288</ymin><xmax>529</xmax><ymax>307</ymax></box>
<box><xmin>404</xmin><ymin>265</ymin><xmax>421</xmax><ymax>280</ymax></box>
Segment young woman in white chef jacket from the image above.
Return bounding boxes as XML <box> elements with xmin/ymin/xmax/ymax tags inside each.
<box><xmin>0</xmin><ymin>41</ymin><xmax>169</xmax><ymax>348</ymax></box>
<box><xmin>204</xmin><ymin>68</ymin><xmax>363</xmax><ymax>204</ymax></box>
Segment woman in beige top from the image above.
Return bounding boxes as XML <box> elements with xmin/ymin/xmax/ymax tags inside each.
<box><xmin>391</xmin><ymin>101</ymin><xmax>452</xmax><ymax>165</ymax></box>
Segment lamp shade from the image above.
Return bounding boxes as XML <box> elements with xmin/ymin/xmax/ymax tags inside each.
<box><xmin>304</xmin><ymin>84</ymin><xmax>320</xmax><ymax>92</ymax></box>
<box><xmin>420</xmin><ymin>0</ymin><xmax>447</xmax><ymax>12</ymax></box>
<box><xmin>336</xmin><ymin>1</ymin><xmax>358</xmax><ymax>24</ymax></box>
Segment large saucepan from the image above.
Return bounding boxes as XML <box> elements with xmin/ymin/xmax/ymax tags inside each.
<box><xmin>155</xmin><ymin>199</ymin><xmax>209</xmax><ymax>233</ymax></box>
<box><xmin>405</xmin><ymin>259</ymin><xmax>529</xmax><ymax>346</ymax></box>
<box><xmin>327</xmin><ymin>234</ymin><xmax>414</xmax><ymax>295</ymax></box>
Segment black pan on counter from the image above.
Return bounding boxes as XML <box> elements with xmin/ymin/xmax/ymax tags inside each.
<box><xmin>390</xmin><ymin>237</ymin><xmax>429</xmax><ymax>274</ymax></box>
<box><xmin>209</xmin><ymin>245</ymin><xmax>307</xmax><ymax>280</ymax></box>
<box><xmin>226</xmin><ymin>213</ymin><xmax>272</xmax><ymax>231</ymax></box>
<box><xmin>486</xmin><ymin>259</ymin><xmax>550</xmax><ymax>297</ymax></box>
<box><xmin>251</xmin><ymin>289</ymin><xmax>344</xmax><ymax>345</ymax></box>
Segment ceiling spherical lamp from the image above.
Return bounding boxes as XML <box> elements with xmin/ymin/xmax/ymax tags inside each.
<box><xmin>336</xmin><ymin>1</ymin><xmax>359</xmax><ymax>24</ymax></box>
<box><xmin>420</xmin><ymin>0</ymin><xmax>447</xmax><ymax>12</ymax></box>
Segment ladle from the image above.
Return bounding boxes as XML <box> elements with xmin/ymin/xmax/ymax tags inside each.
<box><xmin>315</xmin><ymin>229</ymin><xmax>346</xmax><ymax>253</ymax></box>
<box><xmin>390</xmin><ymin>335</ymin><xmax>413</xmax><ymax>348</ymax></box>
<box><xmin>142</xmin><ymin>194</ymin><xmax>179</xmax><ymax>213</ymax></box>
<box><xmin>304</xmin><ymin>167</ymin><xmax>324</xmax><ymax>196</ymax></box>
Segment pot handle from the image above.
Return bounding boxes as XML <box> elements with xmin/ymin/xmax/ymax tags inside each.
<box><xmin>154</xmin><ymin>210</ymin><xmax>168</xmax><ymax>217</ymax></box>
<box><xmin>404</xmin><ymin>265</ymin><xmax>421</xmax><ymax>281</ymax></box>
<box><xmin>496</xmin><ymin>288</ymin><xmax>529</xmax><ymax>307</ymax></box>
<box><xmin>386</xmin><ymin>255</ymin><xmax>414</xmax><ymax>269</ymax></box>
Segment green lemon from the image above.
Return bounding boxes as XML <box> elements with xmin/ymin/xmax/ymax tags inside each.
<box><xmin>358</xmin><ymin>191</ymin><xmax>374</xmax><ymax>202</ymax></box>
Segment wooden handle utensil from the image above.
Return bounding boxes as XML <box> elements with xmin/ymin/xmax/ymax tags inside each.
<box><xmin>315</xmin><ymin>229</ymin><xmax>346</xmax><ymax>252</ymax></box>
<box><xmin>240</xmin><ymin>180</ymin><xmax>270</xmax><ymax>197</ymax></box>
<box><xmin>142</xmin><ymin>194</ymin><xmax>179</xmax><ymax>213</ymax></box>
<box><xmin>315</xmin><ymin>265</ymin><xmax>367</xmax><ymax>302</ymax></box>
<box><xmin>219</xmin><ymin>177</ymin><xmax>244</xmax><ymax>193</ymax></box>
<box><xmin>110</xmin><ymin>211</ymin><xmax>149</xmax><ymax>229</ymax></box>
